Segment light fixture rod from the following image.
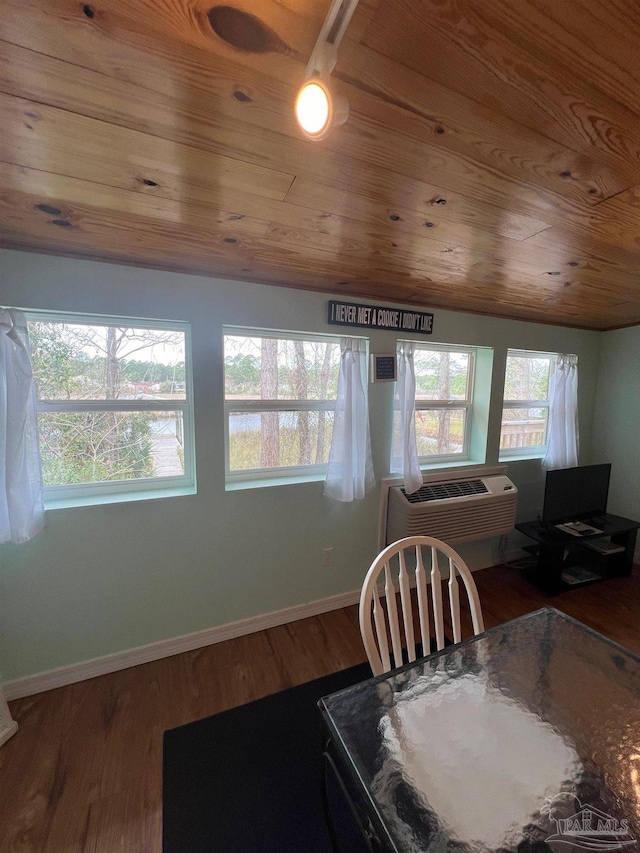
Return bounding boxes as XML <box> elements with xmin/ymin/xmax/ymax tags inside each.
<box><xmin>325</xmin><ymin>0</ymin><xmax>359</xmax><ymax>45</ymax></box>
<box><xmin>304</xmin><ymin>0</ymin><xmax>361</xmax><ymax>79</ymax></box>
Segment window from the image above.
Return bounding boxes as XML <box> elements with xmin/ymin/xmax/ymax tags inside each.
<box><xmin>27</xmin><ymin>312</ymin><xmax>195</xmax><ymax>505</ymax></box>
<box><xmin>500</xmin><ymin>349</ymin><xmax>556</xmax><ymax>457</ymax></box>
<box><xmin>406</xmin><ymin>343</ymin><xmax>476</xmax><ymax>462</ymax></box>
<box><xmin>224</xmin><ymin>328</ymin><xmax>342</xmax><ymax>482</ymax></box>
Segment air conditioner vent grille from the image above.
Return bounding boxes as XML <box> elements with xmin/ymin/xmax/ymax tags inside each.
<box><xmin>402</xmin><ymin>479</ymin><xmax>489</xmax><ymax>503</ymax></box>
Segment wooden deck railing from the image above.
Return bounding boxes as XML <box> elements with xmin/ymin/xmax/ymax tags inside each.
<box><xmin>500</xmin><ymin>420</ymin><xmax>545</xmax><ymax>449</ymax></box>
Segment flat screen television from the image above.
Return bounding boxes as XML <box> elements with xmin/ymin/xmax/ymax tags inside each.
<box><xmin>542</xmin><ymin>463</ymin><xmax>611</xmax><ymax>524</ymax></box>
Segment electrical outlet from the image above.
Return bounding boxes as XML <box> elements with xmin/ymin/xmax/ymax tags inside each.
<box><xmin>322</xmin><ymin>548</ymin><xmax>334</xmax><ymax>566</ymax></box>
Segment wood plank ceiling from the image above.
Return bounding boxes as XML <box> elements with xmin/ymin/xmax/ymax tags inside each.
<box><xmin>1</xmin><ymin>0</ymin><xmax>640</xmax><ymax>330</ymax></box>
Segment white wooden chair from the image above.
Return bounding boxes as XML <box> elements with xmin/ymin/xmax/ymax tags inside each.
<box><xmin>359</xmin><ymin>535</ymin><xmax>485</xmax><ymax>676</ymax></box>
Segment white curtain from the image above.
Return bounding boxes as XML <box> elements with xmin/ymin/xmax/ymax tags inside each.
<box><xmin>390</xmin><ymin>341</ymin><xmax>422</xmax><ymax>494</ymax></box>
<box><xmin>543</xmin><ymin>354</ymin><xmax>578</xmax><ymax>470</ymax></box>
<box><xmin>0</xmin><ymin>309</ymin><xmax>45</xmax><ymax>544</ymax></box>
<box><xmin>324</xmin><ymin>338</ymin><xmax>375</xmax><ymax>502</ymax></box>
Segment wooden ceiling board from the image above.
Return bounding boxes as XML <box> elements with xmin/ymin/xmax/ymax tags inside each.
<box><xmin>0</xmin><ymin>0</ymin><xmax>628</xmax><ymax>227</ymax></box>
<box><xmin>524</xmin><ymin>225</ymin><xmax>640</xmax><ymax>271</ymax></box>
<box><xmin>337</xmin><ymin>50</ymin><xmax>629</xmax><ymax>206</ymax></box>
<box><xmin>283</xmin><ymin>176</ymin><xmax>552</xmax><ymax>244</ymax></box>
<box><xmin>363</xmin><ymin>0</ymin><xmax>640</xmax><ymax>171</ymax></box>
<box><xmin>0</xmin><ymin>28</ymin><xmax>607</xmax><ymax>231</ymax></box>
<box><xmin>1</xmin><ymin>2</ymin><xmax>626</xmax><ymax>215</ymax></box>
<box><xmin>0</xmin><ymin>162</ymin><xmax>273</xmax><ymax>237</ymax></box>
<box><xmin>1</xmin><ymin>0</ymin><xmax>640</xmax><ymax>330</ymax></box>
<box><xmin>3</xmin><ymin>180</ymin><xmax>632</xmax><ymax>324</ymax></box>
<box><xmin>464</xmin><ymin>0</ymin><xmax>640</xmax><ymax>117</ymax></box>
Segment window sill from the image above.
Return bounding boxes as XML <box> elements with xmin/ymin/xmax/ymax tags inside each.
<box><xmin>498</xmin><ymin>452</ymin><xmax>545</xmax><ymax>463</ymax></box>
<box><xmin>419</xmin><ymin>459</ymin><xmax>482</xmax><ymax>473</ymax></box>
<box><xmin>225</xmin><ymin>472</ymin><xmax>326</xmax><ymax>491</ymax></box>
<box><xmin>44</xmin><ymin>484</ymin><xmax>197</xmax><ymax>510</ymax></box>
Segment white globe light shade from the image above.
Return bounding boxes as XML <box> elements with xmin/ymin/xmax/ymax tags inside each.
<box><xmin>295</xmin><ymin>79</ymin><xmax>332</xmax><ymax>140</ymax></box>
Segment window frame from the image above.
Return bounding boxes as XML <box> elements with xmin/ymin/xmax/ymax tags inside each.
<box><xmin>499</xmin><ymin>348</ymin><xmax>558</xmax><ymax>460</ymax></box>
<box><xmin>408</xmin><ymin>341</ymin><xmax>477</xmax><ymax>465</ymax></box>
<box><xmin>26</xmin><ymin>310</ymin><xmax>196</xmax><ymax>507</ymax></box>
<box><xmin>223</xmin><ymin>326</ymin><xmax>353</xmax><ymax>485</ymax></box>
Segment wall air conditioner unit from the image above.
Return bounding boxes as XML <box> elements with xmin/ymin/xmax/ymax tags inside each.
<box><xmin>385</xmin><ymin>468</ymin><xmax>517</xmax><ymax>546</ymax></box>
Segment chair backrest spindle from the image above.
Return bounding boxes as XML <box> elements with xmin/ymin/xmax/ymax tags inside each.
<box><xmin>448</xmin><ymin>555</ymin><xmax>461</xmax><ymax>644</ymax></box>
<box><xmin>398</xmin><ymin>550</ymin><xmax>416</xmax><ymax>663</ymax></box>
<box><xmin>430</xmin><ymin>546</ymin><xmax>445</xmax><ymax>651</ymax></box>
<box><xmin>359</xmin><ymin>535</ymin><xmax>485</xmax><ymax>676</ymax></box>
<box><xmin>415</xmin><ymin>546</ymin><xmax>430</xmax><ymax>658</ymax></box>
<box><xmin>371</xmin><ymin>584</ymin><xmax>391</xmax><ymax>673</ymax></box>
<box><xmin>384</xmin><ymin>562</ymin><xmax>403</xmax><ymax>670</ymax></box>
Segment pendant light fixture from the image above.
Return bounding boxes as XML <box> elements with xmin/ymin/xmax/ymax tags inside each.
<box><xmin>295</xmin><ymin>0</ymin><xmax>360</xmax><ymax>141</ymax></box>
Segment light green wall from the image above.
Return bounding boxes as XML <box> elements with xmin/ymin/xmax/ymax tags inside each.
<box><xmin>591</xmin><ymin>326</ymin><xmax>640</xmax><ymax>521</ymax></box>
<box><xmin>0</xmin><ymin>249</ymin><xmax>603</xmax><ymax>682</ymax></box>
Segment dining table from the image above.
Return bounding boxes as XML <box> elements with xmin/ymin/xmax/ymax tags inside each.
<box><xmin>318</xmin><ymin>606</ymin><xmax>640</xmax><ymax>853</ymax></box>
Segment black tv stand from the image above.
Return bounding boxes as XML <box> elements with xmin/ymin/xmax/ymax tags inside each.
<box><xmin>515</xmin><ymin>513</ymin><xmax>640</xmax><ymax>595</ymax></box>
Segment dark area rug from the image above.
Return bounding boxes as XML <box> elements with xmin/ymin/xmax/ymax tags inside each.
<box><xmin>163</xmin><ymin>662</ymin><xmax>373</xmax><ymax>853</ymax></box>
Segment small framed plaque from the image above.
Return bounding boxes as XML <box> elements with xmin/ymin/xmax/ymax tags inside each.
<box><xmin>371</xmin><ymin>353</ymin><xmax>397</xmax><ymax>382</ymax></box>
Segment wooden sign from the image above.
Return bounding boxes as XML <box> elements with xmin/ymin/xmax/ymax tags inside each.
<box><xmin>328</xmin><ymin>301</ymin><xmax>434</xmax><ymax>334</ymax></box>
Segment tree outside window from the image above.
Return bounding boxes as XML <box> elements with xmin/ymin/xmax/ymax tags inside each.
<box><xmin>224</xmin><ymin>331</ymin><xmax>341</xmax><ymax>477</ymax></box>
<box><xmin>27</xmin><ymin>313</ymin><xmax>194</xmax><ymax>503</ymax></box>
<box><xmin>406</xmin><ymin>345</ymin><xmax>474</xmax><ymax>460</ymax></box>
<box><xmin>500</xmin><ymin>350</ymin><xmax>556</xmax><ymax>455</ymax></box>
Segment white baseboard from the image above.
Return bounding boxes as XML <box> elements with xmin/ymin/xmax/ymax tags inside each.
<box><xmin>3</xmin><ymin>553</ymin><xmax>506</xmax><ymax>702</ymax></box>
<box><xmin>2</xmin><ymin>588</ymin><xmax>362</xmax><ymax>701</ymax></box>
<box><xmin>0</xmin><ymin>721</ymin><xmax>18</xmax><ymax>748</ymax></box>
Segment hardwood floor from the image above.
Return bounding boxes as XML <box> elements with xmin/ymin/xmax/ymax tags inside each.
<box><xmin>2</xmin><ymin>562</ymin><xmax>640</xmax><ymax>852</ymax></box>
